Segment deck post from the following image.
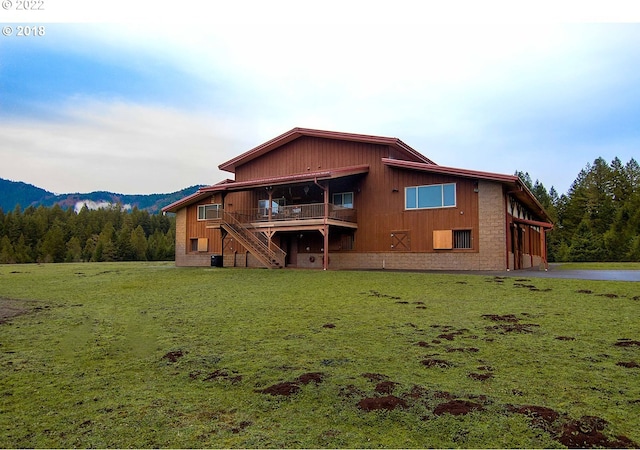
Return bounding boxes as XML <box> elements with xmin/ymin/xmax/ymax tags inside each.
<box><xmin>323</xmin><ymin>186</ymin><xmax>329</xmax><ymax>270</ymax></box>
<box><xmin>541</xmin><ymin>228</ymin><xmax>548</xmax><ymax>270</ymax></box>
<box><xmin>267</xmin><ymin>187</ymin><xmax>273</xmax><ymax>222</ymax></box>
<box><xmin>312</xmin><ymin>178</ymin><xmax>331</xmax><ymax>271</ymax></box>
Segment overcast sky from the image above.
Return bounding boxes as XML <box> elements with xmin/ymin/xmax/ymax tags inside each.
<box><xmin>1</xmin><ymin>1</ymin><xmax>640</xmax><ymax>195</ymax></box>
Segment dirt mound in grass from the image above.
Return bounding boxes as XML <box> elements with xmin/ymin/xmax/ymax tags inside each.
<box><xmin>468</xmin><ymin>372</ymin><xmax>493</xmax><ymax>381</ymax></box>
<box><xmin>296</xmin><ymin>372</ymin><xmax>324</xmax><ymax>385</ymax></box>
<box><xmin>357</xmin><ymin>395</ymin><xmax>407</xmax><ymax>411</ymax></box>
<box><xmin>482</xmin><ymin>314</ymin><xmax>519</xmax><ymax>322</ymax></box>
<box><xmin>196</xmin><ymin>369</ymin><xmax>243</xmax><ymax>383</ymax></box>
<box><xmin>617</xmin><ymin>361</ymin><xmax>640</xmax><ymax>368</ymax></box>
<box><xmin>362</xmin><ymin>373</ymin><xmax>388</xmax><ymax>382</ymax></box>
<box><xmin>508</xmin><ymin>406</ymin><xmax>638</xmax><ymax>448</ymax></box>
<box><xmin>446</xmin><ymin>347</ymin><xmax>479</xmax><ymax>353</ymax></box>
<box><xmin>258</xmin><ymin>382</ymin><xmax>300</xmax><ymax>396</ymax></box>
<box><xmin>558</xmin><ymin>416</ymin><xmax>638</xmax><ymax>448</ymax></box>
<box><xmin>0</xmin><ymin>298</ymin><xmax>47</xmax><ymax>324</ymax></box>
<box><xmin>433</xmin><ymin>400</ymin><xmax>484</xmax><ymax>416</ymax></box>
<box><xmin>258</xmin><ymin>372</ymin><xmax>325</xmax><ymax>396</ymax></box>
<box><xmin>486</xmin><ymin>323</ymin><xmax>540</xmax><ymax>333</ymax></box>
<box><xmin>374</xmin><ymin>381</ymin><xmax>398</xmax><ymax>394</ymax></box>
<box><xmin>162</xmin><ymin>350</ymin><xmax>186</xmax><ymax>362</ymax></box>
<box><xmin>615</xmin><ymin>339</ymin><xmax>640</xmax><ymax>347</ymax></box>
<box><xmin>508</xmin><ymin>405</ymin><xmax>560</xmax><ymax>432</ymax></box>
<box><xmin>421</xmin><ymin>358</ymin><xmax>453</xmax><ymax>368</ymax></box>
<box><xmin>482</xmin><ymin>313</ymin><xmax>541</xmax><ymax>332</ymax></box>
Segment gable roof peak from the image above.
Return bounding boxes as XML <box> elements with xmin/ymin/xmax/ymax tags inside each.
<box><xmin>218</xmin><ymin>127</ymin><xmax>435</xmax><ymax>173</ymax></box>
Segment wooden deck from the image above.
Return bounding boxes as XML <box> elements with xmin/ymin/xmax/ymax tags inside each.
<box><xmin>206</xmin><ymin>203</ymin><xmax>357</xmax><ymax>230</ymax></box>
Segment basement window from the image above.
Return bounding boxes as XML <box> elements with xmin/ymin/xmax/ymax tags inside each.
<box><xmin>453</xmin><ymin>230</ymin><xmax>472</xmax><ymax>249</ymax></box>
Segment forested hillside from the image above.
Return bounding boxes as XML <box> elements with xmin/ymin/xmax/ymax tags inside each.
<box><xmin>0</xmin><ymin>177</ymin><xmax>204</xmax><ymax>213</ymax></box>
<box><xmin>519</xmin><ymin>157</ymin><xmax>640</xmax><ymax>262</ymax></box>
<box><xmin>0</xmin><ymin>204</ymin><xmax>175</xmax><ymax>263</ymax></box>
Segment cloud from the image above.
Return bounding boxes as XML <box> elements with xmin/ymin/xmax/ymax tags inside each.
<box><xmin>2</xmin><ymin>20</ymin><xmax>640</xmax><ymax>197</ymax></box>
<box><xmin>0</xmin><ymin>99</ymin><xmax>249</xmax><ymax>194</ymax></box>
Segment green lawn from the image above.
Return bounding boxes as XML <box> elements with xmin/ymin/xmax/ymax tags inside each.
<box><xmin>554</xmin><ymin>262</ymin><xmax>640</xmax><ymax>270</ymax></box>
<box><xmin>1</xmin><ymin>263</ymin><xmax>639</xmax><ymax>448</ymax></box>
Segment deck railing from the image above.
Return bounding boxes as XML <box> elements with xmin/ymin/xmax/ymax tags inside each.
<box><xmin>245</xmin><ymin>203</ymin><xmax>357</xmax><ymax>224</ymax></box>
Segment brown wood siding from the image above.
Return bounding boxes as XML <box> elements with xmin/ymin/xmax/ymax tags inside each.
<box><xmin>185</xmin><ymin>201</ymin><xmax>223</xmax><ymax>254</ymax></box>
<box><xmin>353</xmin><ymin>166</ymin><xmax>479</xmax><ymax>252</ymax></box>
<box><xmin>230</xmin><ymin>136</ymin><xmax>480</xmax><ymax>254</ymax></box>
<box><xmin>234</xmin><ymin>136</ymin><xmax>390</xmax><ymax>181</ymax></box>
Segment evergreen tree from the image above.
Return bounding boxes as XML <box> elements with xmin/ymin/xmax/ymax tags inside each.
<box><xmin>569</xmin><ymin>217</ymin><xmax>605</xmax><ymax>262</ymax></box>
<box><xmin>65</xmin><ymin>236</ymin><xmax>83</xmax><ymax>262</ymax></box>
<box><xmin>0</xmin><ymin>235</ymin><xmax>16</xmax><ymax>263</ymax></box>
<box><xmin>131</xmin><ymin>225</ymin><xmax>148</xmax><ymax>261</ymax></box>
<box><xmin>40</xmin><ymin>223</ymin><xmax>66</xmax><ymax>262</ymax></box>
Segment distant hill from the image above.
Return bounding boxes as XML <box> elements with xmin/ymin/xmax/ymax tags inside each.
<box><xmin>0</xmin><ymin>178</ymin><xmax>205</xmax><ymax>213</ymax></box>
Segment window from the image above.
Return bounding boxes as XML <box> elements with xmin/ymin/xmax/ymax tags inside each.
<box><xmin>405</xmin><ymin>183</ymin><xmax>456</xmax><ymax>209</ymax></box>
<box><xmin>333</xmin><ymin>192</ymin><xmax>354</xmax><ymax>208</ymax></box>
<box><xmin>453</xmin><ymin>230</ymin><xmax>472</xmax><ymax>249</ymax></box>
<box><xmin>258</xmin><ymin>199</ymin><xmax>281</xmax><ymax>216</ymax></box>
<box><xmin>197</xmin><ymin>204</ymin><xmax>221</xmax><ymax>220</ymax></box>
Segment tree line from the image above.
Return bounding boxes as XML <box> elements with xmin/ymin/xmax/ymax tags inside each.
<box><xmin>1</xmin><ymin>156</ymin><xmax>638</xmax><ymax>264</ymax></box>
<box><xmin>518</xmin><ymin>156</ymin><xmax>640</xmax><ymax>262</ymax></box>
<box><xmin>0</xmin><ymin>204</ymin><xmax>175</xmax><ymax>263</ymax></box>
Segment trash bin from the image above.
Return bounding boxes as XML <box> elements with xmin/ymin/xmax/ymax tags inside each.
<box><xmin>211</xmin><ymin>255</ymin><xmax>223</xmax><ymax>267</ymax></box>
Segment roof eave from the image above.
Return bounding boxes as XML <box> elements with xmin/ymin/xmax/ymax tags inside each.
<box><xmin>381</xmin><ymin>158</ymin><xmax>552</xmax><ymax>223</ymax></box>
<box><xmin>203</xmin><ymin>165</ymin><xmax>370</xmax><ymax>193</ymax></box>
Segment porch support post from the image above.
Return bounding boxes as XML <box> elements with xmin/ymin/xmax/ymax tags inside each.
<box><xmin>267</xmin><ymin>187</ymin><xmax>273</xmax><ymax>222</ymax></box>
<box><xmin>322</xmin><ymin>182</ymin><xmax>329</xmax><ymax>270</ymax></box>
<box><xmin>265</xmin><ymin>229</ymin><xmax>275</xmax><ymax>252</ymax></box>
<box><xmin>505</xmin><ymin>192</ymin><xmax>511</xmax><ymax>271</ymax></box>
<box><xmin>541</xmin><ymin>228</ymin><xmax>548</xmax><ymax>271</ymax></box>
<box><xmin>323</xmin><ymin>225</ymin><xmax>329</xmax><ymax>270</ymax></box>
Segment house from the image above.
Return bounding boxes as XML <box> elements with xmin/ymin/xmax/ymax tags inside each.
<box><xmin>162</xmin><ymin>127</ymin><xmax>552</xmax><ymax>271</ymax></box>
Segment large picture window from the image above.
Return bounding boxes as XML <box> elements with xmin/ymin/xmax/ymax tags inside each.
<box><xmin>405</xmin><ymin>183</ymin><xmax>456</xmax><ymax>209</ymax></box>
<box><xmin>197</xmin><ymin>204</ymin><xmax>222</xmax><ymax>220</ymax></box>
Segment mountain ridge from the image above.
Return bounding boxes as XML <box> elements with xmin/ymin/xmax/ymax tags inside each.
<box><xmin>0</xmin><ymin>178</ymin><xmax>205</xmax><ymax>213</ymax></box>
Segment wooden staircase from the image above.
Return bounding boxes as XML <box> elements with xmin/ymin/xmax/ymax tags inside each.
<box><xmin>220</xmin><ymin>211</ymin><xmax>286</xmax><ymax>269</ymax></box>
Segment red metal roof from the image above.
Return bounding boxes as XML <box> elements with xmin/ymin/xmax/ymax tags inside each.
<box><xmin>162</xmin><ymin>165</ymin><xmax>369</xmax><ymax>213</ymax></box>
<box><xmin>381</xmin><ymin>158</ymin><xmax>551</xmax><ymax>223</ymax></box>
<box><xmin>218</xmin><ymin>127</ymin><xmax>435</xmax><ymax>173</ymax></box>
<box><xmin>381</xmin><ymin>158</ymin><xmax>519</xmax><ymax>183</ymax></box>
<box><xmin>203</xmin><ymin>164</ymin><xmax>369</xmax><ymax>191</ymax></box>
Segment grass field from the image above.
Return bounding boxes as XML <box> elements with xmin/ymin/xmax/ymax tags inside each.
<box><xmin>554</xmin><ymin>262</ymin><xmax>640</xmax><ymax>271</ymax></box>
<box><xmin>1</xmin><ymin>262</ymin><xmax>639</xmax><ymax>448</ymax></box>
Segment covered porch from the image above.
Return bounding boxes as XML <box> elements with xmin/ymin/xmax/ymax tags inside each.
<box><xmin>200</xmin><ymin>165</ymin><xmax>368</xmax><ymax>269</ymax></box>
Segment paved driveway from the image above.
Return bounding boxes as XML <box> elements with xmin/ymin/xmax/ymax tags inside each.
<box><xmin>478</xmin><ymin>265</ymin><xmax>640</xmax><ymax>282</ymax></box>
